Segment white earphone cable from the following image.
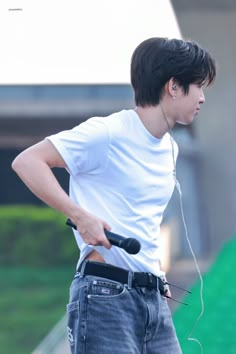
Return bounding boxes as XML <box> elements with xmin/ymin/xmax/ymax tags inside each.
<box><xmin>160</xmin><ymin>103</ymin><xmax>204</xmax><ymax>353</ymax></box>
<box><xmin>175</xmin><ymin>178</ymin><xmax>204</xmax><ymax>354</ymax></box>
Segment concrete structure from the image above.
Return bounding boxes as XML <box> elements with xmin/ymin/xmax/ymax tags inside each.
<box><xmin>172</xmin><ymin>0</ymin><xmax>236</xmax><ymax>251</ymax></box>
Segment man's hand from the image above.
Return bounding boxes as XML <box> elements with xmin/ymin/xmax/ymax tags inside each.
<box><xmin>71</xmin><ymin>208</ymin><xmax>112</xmax><ymax>249</ymax></box>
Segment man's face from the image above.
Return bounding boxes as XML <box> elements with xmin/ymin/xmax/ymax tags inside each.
<box><xmin>175</xmin><ymin>84</ymin><xmax>205</xmax><ymax>125</ymax></box>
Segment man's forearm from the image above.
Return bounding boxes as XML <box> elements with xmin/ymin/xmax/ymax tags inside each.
<box><xmin>12</xmin><ymin>142</ymin><xmax>112</xmax><ymax>249</ymax></box>
<box><xmin>12</xmin><ymin>154</ymin><xmax>79</xmax><ymax>218</ymax></box>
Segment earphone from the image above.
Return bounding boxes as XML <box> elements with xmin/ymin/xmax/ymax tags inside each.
<box><xmin>172</xmin><ymin>84</ymin><xmax>177</xmax><ymax>90</ymax></box>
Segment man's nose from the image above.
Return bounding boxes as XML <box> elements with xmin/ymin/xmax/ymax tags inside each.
<box><xmin>200</xmin><ymin>89</ymin><xmax>205</xmax><ymax>104</ymax></box>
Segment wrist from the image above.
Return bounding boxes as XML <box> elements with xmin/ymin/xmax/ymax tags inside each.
<box><xmin>68</xmin><ymin>206</ymin><xmax>86</xmax><ymax>224</ymax></box>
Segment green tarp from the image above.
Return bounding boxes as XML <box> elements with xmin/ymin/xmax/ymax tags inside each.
<box><xmin>174</xmin><ymin>236</ymin><xmax>236</xmax><ymax>354</ymax></box>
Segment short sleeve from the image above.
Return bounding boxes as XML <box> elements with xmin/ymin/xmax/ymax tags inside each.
<box><xmin>46</xmin><ymin>117</ymin><xmax>110</xmax><ymax>177</ymax></box>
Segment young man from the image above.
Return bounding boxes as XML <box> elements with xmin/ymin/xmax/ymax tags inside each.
<box><xmin>12</xmin><ymin>37</ymin><xmax>216</xmax><ymax>353</ymax></box>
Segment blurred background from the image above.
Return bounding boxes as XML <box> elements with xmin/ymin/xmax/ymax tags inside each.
<box><xmin>0</xmin><ymin>0</ymin><xmax>235</xmax><ymax>353</ymax></box>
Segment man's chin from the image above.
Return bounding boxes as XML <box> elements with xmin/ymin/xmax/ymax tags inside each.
<box><xmin>176</xmin><ymin>117</ymin><xmax>194</xmax><ymax>126</ymax></box>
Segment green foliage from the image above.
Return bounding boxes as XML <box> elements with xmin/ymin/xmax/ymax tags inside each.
<box><xmin>0</xmin><ymin>205</ymin><xmax>79</xmax><ymax>266</ymax></box>
<box><xmin>0</xmin><ymin>266</ymin><xmax>74</xmax><ymax>354</ymax></box>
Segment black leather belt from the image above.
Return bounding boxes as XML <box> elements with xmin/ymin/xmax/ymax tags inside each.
<box><xmin>78</xmin><ymin>260</ymin><xmax>165</xmax><ymax>294</ymax></box>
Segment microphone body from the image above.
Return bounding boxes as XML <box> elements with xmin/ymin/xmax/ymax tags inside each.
<box><xmin>66</xmin><ymin>218</ymin><xmax>141</xmax><ymax>255</ymax></box>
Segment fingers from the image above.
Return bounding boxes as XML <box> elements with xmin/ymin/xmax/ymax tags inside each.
<box><xmin>80</xmin><ymin>228</ymin><xmax>112</xmax><ymax>249</ymax></box>
<box><xmin>103</xmin><ymin>220</ymin><xmax>112</xmax><ymax>231</ymax></box>
<box><xmin>72</xmin><ymin>210</ymin><xmax>112</xmax><ymax>249</ymax></box>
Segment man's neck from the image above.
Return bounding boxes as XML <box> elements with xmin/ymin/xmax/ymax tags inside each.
<box><xmin>135</xmin><ymin>104</ymin><xmax>175</xmax><ymax>139</ymax></box>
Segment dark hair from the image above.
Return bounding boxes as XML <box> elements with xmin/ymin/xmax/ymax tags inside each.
<box><xmin>130</xmin><ymin>37</ymin><xmax>216</xmax><ymax>106</ymax></box>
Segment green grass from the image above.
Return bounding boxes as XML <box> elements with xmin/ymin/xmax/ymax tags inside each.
<box><xmin>173</xmin><ymin>236</ymin><xmax>236</xmax><ymax>354</ymax></box>
<box><xmin>0</xmin><ymin>266</ymin><xmax>75</xmax><ymax>354</ymax></box>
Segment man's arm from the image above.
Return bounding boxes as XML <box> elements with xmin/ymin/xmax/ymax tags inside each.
<box><xmin>12</xmin><ymin>139</ymin><xmax>111</xmax><ymax>248</ymax></box>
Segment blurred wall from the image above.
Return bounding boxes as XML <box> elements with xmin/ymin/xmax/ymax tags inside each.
<box><xmin>172</xmin><ymin>1</ymin><xmax>236</xmax><ymax>251</ymax></box>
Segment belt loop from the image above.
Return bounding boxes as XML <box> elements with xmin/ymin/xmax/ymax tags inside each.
<box><xmin>127</xmin><ymin>271</ymin><xmax>133</xmax><ymax>289</ymax></box>
<box><xmin>148</xmin><ymin>273</ymin><xmax>153</xmax><ymax>286</ymax></box>
<box><xmin>156</xmin><ymin>276</ymin><xmax>160</xmax><ymax>291</ymax></box>
<box><xmin>79</xmin><ymin>260</ymin><xmax>88</xmax><ymax>277</ymax></box>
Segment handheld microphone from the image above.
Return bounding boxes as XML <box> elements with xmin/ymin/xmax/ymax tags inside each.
<box><xmin>66</xmin><ymin>218</ymin><xmax>141</xmax><ymax>255</ymax></box>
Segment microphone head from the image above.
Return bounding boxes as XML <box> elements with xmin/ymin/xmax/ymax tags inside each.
<box><xmin>122</xmin><ymin>238</ymin><xmax>141</xmax><ymax>254</ymax></box>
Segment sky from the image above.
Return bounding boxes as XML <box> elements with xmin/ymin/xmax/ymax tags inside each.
<box><xmin>0</xmin><ymin>0</ymin><xmax>181</xmax><ymax>84</ymax></box>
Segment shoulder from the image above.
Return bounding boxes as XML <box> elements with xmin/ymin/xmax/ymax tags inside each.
<box><xmin>69</xmin><ymin>109</ymin><xmax>135</xmax><ymax>145</ymax></box>
<box><xmin>102</xmin><ymin>109</ymin><xmax>136</xmax><ymax>135</ymax></box>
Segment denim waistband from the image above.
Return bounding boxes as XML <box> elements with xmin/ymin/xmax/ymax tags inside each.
<box><xmin>77</xmin><ymin>260</ymin><xmax>165</xmax><ymax>293</ymax></box>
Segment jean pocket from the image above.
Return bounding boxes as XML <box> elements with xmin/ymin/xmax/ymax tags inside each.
<box><xmin>69</xmin><ymin>276</ymin><xmax>88</xmax><ymax>303</ymax></box>
<box><xmin>87</xmin><ymin>278</ymin><xmax>126</xmax><ymax>299</ymax></box>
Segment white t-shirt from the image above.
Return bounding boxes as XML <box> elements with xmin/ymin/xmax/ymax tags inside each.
<box><xmin>47</xmin><ymin>109</ymin><xmax>178</xmax><ymax>276</ymax></box>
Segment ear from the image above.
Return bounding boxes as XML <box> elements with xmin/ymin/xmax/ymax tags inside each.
<box><xmin>167</xmin><ymin>77</ymin><xmax>178</xmax><ymax>98</ymax></box>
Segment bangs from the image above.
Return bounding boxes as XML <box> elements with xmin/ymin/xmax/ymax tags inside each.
<box><xmin>194</xmin><ymin>58</ymin><xmax>216</xmax><ymax>87</ymax></box>
<box><xmin>191</xmin><ymin>42</ymin><xmax>216</xmax><ymax>87</ymax></box>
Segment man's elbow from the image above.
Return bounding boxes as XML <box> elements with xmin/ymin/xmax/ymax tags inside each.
<box><xmin>12</xmin><ymin>154</ymin><xmax>24</xmax><ymax>174</ymax></box>
<box><xmin>12</xmin><ymin>151</ymin><xmax>31</xmax><ymax>175</ymax></box>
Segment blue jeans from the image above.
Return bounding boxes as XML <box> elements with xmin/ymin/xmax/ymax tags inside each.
<box><xmin>67</xmin><ymin>274</ymin><xmax>182</xmax><ymax>354</ymax></box>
